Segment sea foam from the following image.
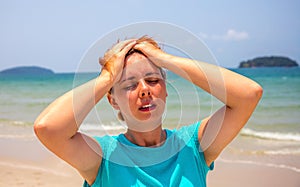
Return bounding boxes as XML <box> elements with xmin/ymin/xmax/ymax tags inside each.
<box><xmin>240</xmin><ymin>128</ymin><xmax>300</xmax><ymax>142</ymax></box>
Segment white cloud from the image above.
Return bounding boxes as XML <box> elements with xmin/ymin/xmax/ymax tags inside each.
<box><xmin>199</xmin><ymin>32</ymin><xmax>209</xmax><ymax>39</ymax></box>
<box><xmin>199</xmin><ymin>29</ymin><xmax>249</xmax><ymax>41</ymax></box>
<box><xmin>224</xmin><ymin>29</ymin><xmax>249</xmax><ymax>41</ymax></box>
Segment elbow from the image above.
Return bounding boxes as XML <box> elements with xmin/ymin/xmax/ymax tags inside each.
<box><xmin>246</xmin><ymin>83</ymin><xmax>263</xmax><ymax>105</ymax></box>
<box><xmin>33</xmin><ymin>119</ymin><xmax>48</xmax><ymax>140</ymax></box>
<box><xmin>34</xmin><ymin>119</ymin><xmax>60</xmax><ymax>147</ymax></box>
<box><xmin>34</xmin><ymin>117</ymin><xmax>56</xmax><ymax>142</ymax></box>
<box><xmin>34</xmin><ymin>117</ymin><xmax>76</xmax><ymax>143</ymax></box>
<box><xmin>252</xmin><ymin>83</ymin><xmax>263</xmax><ymax>101</ymax></box>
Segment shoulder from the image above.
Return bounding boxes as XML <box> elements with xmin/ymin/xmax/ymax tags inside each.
<box><xmin>169</xmin><ymin>121</ymin><xmax>214</xmax><ymax>171</ymax></box>
<box><xmin>93</xmin><ymin>135</ymin><xmax>119</xmax><ymax>155</ymax></box>
<box><xmin>172</xmin><ymin>121</ymin><xmax>201</xmax><ymax>142</ymax></box>
<box><xmin>164</xmin><ymin>121</ymin><xmax>201</xmax><ymax>153</ymax></box>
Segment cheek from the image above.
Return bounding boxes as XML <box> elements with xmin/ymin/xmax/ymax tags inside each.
<box><xmin>117</xmin><ymin>91</ymin><xmax>138</xmax><ymax>110</ymax></box>
<box><xmin>128</xmin><ymin>92</ymin><xmax>139</xmax><ymax>107</ymax></box>
<box><xmin>155</xmin><ymin>84</ymin><xmax>167</xmax><ymax>98</ymax></box>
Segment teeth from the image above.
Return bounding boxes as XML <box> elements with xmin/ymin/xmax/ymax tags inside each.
<box><xmin>141</xmin><ymin>104</ymin><xmax>152</xmax><ymax>108</ymax></box>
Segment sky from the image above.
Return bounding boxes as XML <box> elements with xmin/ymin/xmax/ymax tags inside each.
<box><xmin>0</xmin><ymin>0</ymin><xmax>299</xmax><ymax>72</ymax></box>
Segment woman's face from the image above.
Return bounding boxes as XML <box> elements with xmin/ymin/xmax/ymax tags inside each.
<box><xmin>109</xmin><ymin>53</ymin><xmax>167</xmax><ymax>131</ymax></box>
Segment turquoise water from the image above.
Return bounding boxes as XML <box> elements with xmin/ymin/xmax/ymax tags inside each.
<box><xmin>233</xmin><ymin>68</ymin><xmax>300</xmax><ymax>138</ymax></box>
<box><xmin>0</xmin><ymin>67</ymin><xmax>299</xmax><ymax>141</ymax></box>
<box><xmin>1</xmin><ymin>67</ymin><xmax>300</xmax><ymax>172</ymax></box>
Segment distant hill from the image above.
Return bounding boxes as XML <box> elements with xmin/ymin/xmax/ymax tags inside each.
<box><xmin>0</xmin><ymin>66</ymin><xmax>54</xmax><ymax>75</ymax></box>
<box><xmin>239</xmin><ymin>56</ymin><xmax>298</xmax><ymax>68</ymax></box>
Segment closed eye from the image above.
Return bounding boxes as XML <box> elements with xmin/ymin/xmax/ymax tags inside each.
<box><xmin>146</xmin><ymin>79</ymin><xmax>159</xmax><ymax>85</ymax></box>
<box><xmin>122</xmin><ymin>78</ymin><xmax>161</xmax><ymax>91</ymax></box>
<box><xmin>124</xmin><ymin>83</ymin><xmax>138</xmax><ymax>91</ymax></box>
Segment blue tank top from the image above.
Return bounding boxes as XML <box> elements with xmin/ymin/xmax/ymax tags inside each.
<box><xmin>83</xmin><ymin>121</ymin><xmax>213</xmax><ymax>187</ymax></box>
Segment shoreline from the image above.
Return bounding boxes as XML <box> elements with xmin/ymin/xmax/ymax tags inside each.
<box><xmin>1</xmin><ymin>123</ymin><xmax>299</xmax><ymax>186</ymax></box>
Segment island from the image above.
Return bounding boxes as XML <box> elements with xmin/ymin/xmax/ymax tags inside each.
<box><xmin>0</xmin><ymin>66</ymin><xmax>54</xmax><ymax>75</ymax></box>
<box><xmin>239</xmin><ymin>56</ymin><xmax>298</xmax><ymax>68</ymax></box>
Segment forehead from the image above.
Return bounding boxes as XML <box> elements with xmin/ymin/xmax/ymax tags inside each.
<box><xmin>121</xmin><ymin>53</ymin><xmax>161</xmax><ymax>78</ymax></box>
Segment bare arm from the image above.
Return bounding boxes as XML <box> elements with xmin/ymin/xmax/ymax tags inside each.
<box><xmin>34</xmin><ymin>40</ymin><xmax>136</xmax><ymax>185</ymax></box>
<box><xmin>134</xmin><ymin>42</ymin><xmax>263</xmax><ymax>166</ymax></box>
<box><xmin>165</xmin><ymin>58</ymin><xmax>263</xmax><ymax>166</ymax></box>
<box><xmin>34</xmin><ymin>72</ymin><xmax>111</xmax><ymax>183</ymax></box>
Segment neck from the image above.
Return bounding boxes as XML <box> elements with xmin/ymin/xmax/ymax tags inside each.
<box><xmin>125</xmin><ymin>125</ymin><xmax>166</xmax><ymax>147</ymax></box>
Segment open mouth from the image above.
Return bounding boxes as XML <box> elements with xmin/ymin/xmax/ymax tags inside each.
<box><xmin>139</xmin><ymin>104</ymin><xmax>156</xmax><ymax>112</ymax></box>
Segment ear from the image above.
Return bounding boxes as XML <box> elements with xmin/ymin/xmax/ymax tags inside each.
<box><xmin>107</xmin><ymin>94</ymin><xmax>120</xmax><ymax>110</ymax></box>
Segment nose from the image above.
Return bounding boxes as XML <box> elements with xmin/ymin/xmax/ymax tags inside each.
<box><xmin>139</xmin><ymin>80</ymin><xmax>151</xmax><ymax>98</ymax></box>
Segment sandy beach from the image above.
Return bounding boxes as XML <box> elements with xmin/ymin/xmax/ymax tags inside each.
<box><xmin>0</xmin><ymin>123</ymin><xmax>83</xmax><ymax>187</ymax></box>
<box><xmin>1</xmin><ymin>123</ymin><xmax>299</xmax><ymax>187</ymax></box>
<box><xmin>207</xmin><ymin>159</ymin><xmax>300</xmax><ymax>187</ymax></box>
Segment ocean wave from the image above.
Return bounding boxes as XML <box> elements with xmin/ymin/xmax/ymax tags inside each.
<box><xmin>240</xmin><ymin>128</ymin><xmax>300</xmax><ymax>142</ymax></box>
<box><xmin>0</xmin><ymin>119</ymin><xmax>33</xmax><ymax>126</ymax></box>
<box><xmin>219</xmin><ymin>157</ymin><xmax>300</xmax><ymax>173</ymax></box>
<box><xmin>0</xmin><ymin>134</ymin><xmax>35</xmax><ymax>140</ymax></box>
<box><xmin>237</xmin><ymin>148</ymin><xmax>300</xmax><ymax>156</ymax></box>
<box><xmin>263</xmin><ymin>149</ymin><xmax>300</xmax><ymax>155</ymax></box>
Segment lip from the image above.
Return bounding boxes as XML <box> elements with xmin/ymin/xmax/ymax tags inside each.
<box><xmin>138</xmin><ymin>103</ymin><xmax>157</xmax><ymax>112</ymax></box>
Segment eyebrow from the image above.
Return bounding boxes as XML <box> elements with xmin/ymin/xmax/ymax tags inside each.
<box><xmin>120</xmin><ymin>76</ymin><xmax>135</xmax><ymax>84</ymax></box>
<box><xmin>145</xmin><ymin>72</ymin><xmax>161</xmax><ymax>77</ymax></box>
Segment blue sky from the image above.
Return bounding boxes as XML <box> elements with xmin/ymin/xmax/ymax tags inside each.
<box><xmin>1</xmin><ymin>0</ymin><xmax>299</xmax><ymax>72</ymax></box>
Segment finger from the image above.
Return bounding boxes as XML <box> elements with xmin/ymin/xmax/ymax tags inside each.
<box><xmin>101</xmin><ymin>39</ymin><xmax>136</xmax><ymax>66</ymax></box>
<box><xmin>133</xmin><ymin>43</ymin><xmax>145</xmax><ymax>51</ymax></box>
<box><xmin>133</xmin><ymin>42</ymin><xmax>155</xmax><ymax>55</ymax></box>
<box><xmin>111</xmin><ymin>39</ymin><xmax>136</xmax><ymax>52</ymax></box>
<box><xmin>120</xmin><ymin>40</ymin><xmax>136</xmax><ymax>54</ymax></box>
<box><xmin>102</xmin><ymin>39</ymin><xmax>135</xmax><ymax>61</ymax></box>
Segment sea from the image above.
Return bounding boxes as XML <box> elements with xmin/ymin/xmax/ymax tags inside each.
<box><xmin>0</xmin><ymin>67</ymin><xmax>300</xmax><ymax>173</ymax></box>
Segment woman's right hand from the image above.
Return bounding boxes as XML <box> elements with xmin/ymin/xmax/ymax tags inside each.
<box><xmin>99</xmin><ymin>39</ymin><xmax>136</xmax><ymax>84</ymax></box>
<box><xmin>133</xmin><ymin>40</ymin><xmax>170</xmax><ymax>68</ymax></box>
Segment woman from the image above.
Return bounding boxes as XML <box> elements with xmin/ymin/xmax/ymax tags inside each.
<box><xmin>34</xmin><ymin>36</ymin><xmax>263</xmax><ymax>186</ymax></box>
